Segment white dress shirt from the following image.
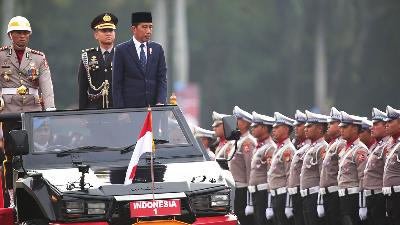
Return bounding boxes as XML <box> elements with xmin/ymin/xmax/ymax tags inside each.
<box><xmin>132</xmin><ymin>36</ymin><xmax>147</xmax><ymax>59</ymax></box>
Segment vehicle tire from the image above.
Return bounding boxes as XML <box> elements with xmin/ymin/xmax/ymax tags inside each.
<box><xmin>21</xmin><ymin>219</ymin><xmax>49</xmax><ymax>225</ymax></box>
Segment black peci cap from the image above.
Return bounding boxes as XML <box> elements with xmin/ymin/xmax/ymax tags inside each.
<box><xmin>131</xmin><ymin>12</ymin><xmax>152</xmax><ymax>25</ymax></box>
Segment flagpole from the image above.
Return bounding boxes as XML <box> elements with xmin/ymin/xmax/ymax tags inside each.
<box><xmin>148</xmin><ymin>106</ymin><xmax>155</xmax><ymax>201</ymax></box>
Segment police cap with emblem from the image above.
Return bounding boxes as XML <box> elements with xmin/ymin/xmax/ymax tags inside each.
<box><xmin>328</xmin><ymin>107</ymin><xmax>341</xmax><ymax>122</ymax></box>
<box><xmin>251</xmin><ymin>111</ymin><xmax>275</xmax><ymax>127</ymax></box>
<box><xmin>293</xmin><ymin>110</ymin><xmax>307</xmax><ymax>126</ymax></box>
<box><xmin>91</xmin><ymin>13</ymin><xmax>118</xmax><ymax>30</ymax></box>
<box><xmin>212</xmin><ymin>111</ymin><xmax>229</xmax><ymax>127</ymax></box>
<box><xmin>132</xmin><ymin>12</ymin><xmax>152</xmax><ymax>25</ymax></box>
<box><xmin>339</xmin><ymin>111</ymin><xmax>363</xmax><ymax>127</ymax></box>
<box><xmin>305</xmin><ymin>110</ymin><xmax>329</xmax><ymax>126</ymax></box>
<box><xmin>384</xmin><ymin>105</ymin><xmax>400</xmax><ymax>122</ymax></box>
<box><xmin>273</xmin><ymin>112</ymin><xmax>295</xmax><ymax>127</ymax></box>
<box><xmin>233</xmin><ymin>106</ymin><xmax>252</xmax><ymax>123</ymax></box>
<box><xmin>371</xmin><ymin>108</ymin><xmax>387</xmax><ymax>123</ymax></box>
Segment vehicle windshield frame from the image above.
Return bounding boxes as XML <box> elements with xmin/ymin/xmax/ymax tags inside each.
<box><xmin>19</xmin><ymin>106</ymin><xmax>207</xmax><ymax>170</ymax></box>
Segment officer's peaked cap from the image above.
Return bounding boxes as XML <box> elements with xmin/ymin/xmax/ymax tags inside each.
<box><xmin>385</xmin><ymin>105</ymin><xmax>400</xmax><ymax>121</ymax></box>
<box><xmin>193</xmin><ymin>126</ymin><xmax>215</xmax><ymax>139</ymax></box>
<box><xmin>305</xmin><ymin>110</ymin><xmax>328</xmax><ymax>126</ymax></box>
<box><xmin>251</xmin><ymin>111</ymin><xmax>274</xmax><ymax>126</ymax></box>
<box><xmin>293</xmin><ymin>110</ymin><xmax>307</xmax><ymax>126</ymax></box>
<box><xmin>339</xmin><ymin>111</ymin><xmax>363</xmax><ymax>127</ymax></box>
<box><xmin>91</xmin><ymin>13</ymin><xmax>118</xmax><ymax>30</ymax></box>
<box><xmin>233</xmin><ymin>106</ymin><xmax>252</xmax><ymax>123</ymax></box>
<box><xmin>212</xmin><ymin>111</ymin><xmax>229</xmax><ymax>127</ymax></box>
<box><xmin>273</xmin><ymin>112</ymin><xmax>295</xmax><ymax>127</ymax></box>
<box><xmin>361</xmin><ymin>118</ymin><xmax>373</xmax><ymax>130</ymax></box>
<box><xmin>371</xmin><ymin>108</ymin><xmax>387</xmax><ymax>122</ymax></box>
<box><xmin>328</xmin><ymin>107</ymin><xmax>341</xmax><ymax>122</ymax></box>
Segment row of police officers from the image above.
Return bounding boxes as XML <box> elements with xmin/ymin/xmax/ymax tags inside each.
<box><xmin>194</xmin><ymin>105</ymin><xmax>400</xmax><ymax>225</ymax></box>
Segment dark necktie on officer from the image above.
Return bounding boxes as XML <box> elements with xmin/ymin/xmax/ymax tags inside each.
<box><xmin>104</xmin><ymin>51</ymin><xmax>110</xmax><ymax>62</ymax></box>
<box><xmin>139</xmin><ymin>43</ymin><xmax>147</xmax><ymax>70</ymax></box>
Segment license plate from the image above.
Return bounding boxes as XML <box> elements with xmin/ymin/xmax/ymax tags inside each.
<box><xmin>132</xmin><ymin>220</ymin><xmax>189</xmax><ymax>225</ymax></box>
<box><xmin>130</xmin><ymin>199</ymin><xmax>181</xmax><ymax>218</ymax></box>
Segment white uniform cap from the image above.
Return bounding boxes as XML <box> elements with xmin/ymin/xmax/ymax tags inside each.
<box><xmin>273</xmin><ymin>112</ymin><xmax>295</xmax><ymax>127</ymax></box>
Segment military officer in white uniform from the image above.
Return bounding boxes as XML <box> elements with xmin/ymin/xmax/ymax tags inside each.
<box><xmin>300</xmin><ymin>110</ymin><xmax>329</xmax><ymax>225</ymax></box>
<box><xmin>287</xmin><ymin>110</ymin><xmax>310</xmax><ymax>225</ymax></box>
<box><xmin>212</xmin><ymin>111</ymin><xmax>232</xmax><ymax>159</ymax></box>
<box><xmin>337</xmin><ymin>111</ymin><xmax>369</xmax><ymax>225</ymax></box>
<box><xmin>382</xmin><ymin>106</ymin><xmax>400</xmax><ymax>224</ymax></box>
<box><xmin>363</xmin><ymin>108</ymin><xmax>392</xmax><ymax>225</ymax></box>
<box><xmin>359</xmin><ymin>118</ymin><xmax>375</xmax><ymax>153</ymax></box>
<box><xmin>0</xmin><ymin>16</ymin><xmax>55</xmax><ymax>113</ymax></box>
<box><xmin>193</xmin><ymin>125</ymin><xmax>216</xmax><ymax>160</ymax></box>
<box><xmin>248</xmin><ymin>111</ymin><xmax>276</xmax><ymax>225</ymax></box>
<box><xmin>293</xmin><ymin>110</ymin><xmax>309</xmax><ymax>149</ymax></box>
<box><xmin>318</xmin><ymin>107</ymin><xmax>345</xmax><ymax>225</ymax></box>
<box><xmin>268</xmin><ymin>112</ymin><xmax>296</xmax><ymax>225</ymax></box>
<box><xmin>230</xmin><ymin>106</ymin><xmax>256</xmax><ymax>225</ymax></box>
<box><xmin>1</xmin><ymin>16</ymin><xmax>55</xmax><ymax>208</ymax></box>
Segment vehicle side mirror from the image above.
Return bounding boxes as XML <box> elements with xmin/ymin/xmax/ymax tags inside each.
<box><xmin>222</xmin><ymin>116</ymin><xmax>240</xmax><ymax>141</ymax></box>
<box><xmin>216</xmin><ymin>158</ymin><xmax>229</xmax><ymax>170</ymax></box>
<box><xmin>9</xmin><ymin>130</ymin><xmax>29</xmax><ymax>156</ymax></box>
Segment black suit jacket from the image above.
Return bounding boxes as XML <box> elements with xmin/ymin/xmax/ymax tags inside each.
<box><xmin>78</xmin><ymin>47</ymin><xmax>114</xmax><ymax>109</ymax></box>
<box><xmin>112</xmin><ymin>39</ymin><xmax>167</xmax><ymax>108</ymax></box>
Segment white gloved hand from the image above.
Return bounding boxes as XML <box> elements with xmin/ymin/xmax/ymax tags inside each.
<box><xmin>285</xmin><ymin>207</ymin><xmax>293</xmax><ymax>219</ymax></box>
<box><xmin>245</xmin><ymin>205</ymin><xmax>254</xmax><ymax>215</ymax></box>
<box><xmin>266</xmin><ymin>207</ymin><xmax>274</xmax><ymax>220</ymax></box>
<box><xmin>359</xmin><ymin>207</ymin><xmax>367</xmax><ymax>221</ymax></box>
<box><xmin>317</xmin><ymin>204</ymin><xmax>325</xmax><ymax>218</ymax></box>
<box><xmin>45</xmin><ymin>107</ymin><xmax>56</xmax><ymax>111</ymax></box>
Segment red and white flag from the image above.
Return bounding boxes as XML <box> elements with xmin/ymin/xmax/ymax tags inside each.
<box><xmin>124</xmin><ymin>111</ymin><xmax>154</xmax><ymax>184</ymax></box>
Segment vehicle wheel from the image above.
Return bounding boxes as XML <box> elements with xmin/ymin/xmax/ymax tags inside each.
<box><xmin>21</xmin><ymin>219</ymin><xmax>49</xmax><ymax>225</ymax></box>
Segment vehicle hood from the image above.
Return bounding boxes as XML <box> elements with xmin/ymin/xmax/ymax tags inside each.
<box><xmin>34</xmin><ymin>161</ymin><xmax>234</xmax><ymax>194</ymax></box>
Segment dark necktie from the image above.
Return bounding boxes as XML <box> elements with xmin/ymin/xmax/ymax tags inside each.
<box><xmin>139</xmin><ymin>43</ymin><xmax>147</xmax><ymax>70</ymax></box>
<box><xmin>104</xmin><ymin>51</ymin><xmax>110</xmax><ymax>62</ymax></box>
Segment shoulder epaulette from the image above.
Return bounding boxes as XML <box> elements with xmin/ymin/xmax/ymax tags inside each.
<box><xmin>30</xmin><ymin>49</ymin><xmax>44</xmax><ymax>56</ymax></box>
<box><xmin>0</xmin><ymin>46</ymin><xmax>10</xmax><ymax>51</ymax></box>
<box><xmin>81</xmin><ymin>47</ymin><xmax>96</xmax><ymax>53</ymax></box>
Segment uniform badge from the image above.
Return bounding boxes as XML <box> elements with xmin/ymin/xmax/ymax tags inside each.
<box><xmin>2</xmin><ymin>59</ymin><xmax>10</xmax><ymax>68</ymax></box>
<box><xmin>356</xmin><ymin>149</ymin><xmax>367</xmax><ymax>162</ymax></box>
<box><xmin>89</xmin><ymin>56</ymin><xmax>99</xmax><ymax>70</ymax></box>
<box><xmin>3</xmin><ymin>69</ymin><xmax>12</xmax><ymax>81</ymax></box>
<box><xmin>264</xmin><ymin>152</ymin><xmax>273</xmax><ymax>165</ymax></box>
<box><xmin>226</xmin><ymin>147</ymin><xmax>231</xmax><ymax>158</ymax></box>
<box><xmin>28</xmin><ymin>62</ymin><xmax>38</xmax><ymax>80</ymax></box>
<box><xmin>320</xmin><ymin>148</ymin><xmax>326</xmax><ymax>160</ymax></box>
<box><xmin>283</xmin><ymin>150</ymin><xmax>292</xmax><ymax>162</ymax></box>
<box><xmin>243</xmin><ymin>142</ymin><xmax>250</xmax><ymax>153</ymax></box>
<box><xmin>103</xmin><ymin>14</ymin><xmax>111</xmax><ymax>22</ymax></box>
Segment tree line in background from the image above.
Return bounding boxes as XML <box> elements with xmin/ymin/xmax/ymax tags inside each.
<box><xmin>1</xmin><ymin>0</ymin><xmax>399</xmax><ymax>128</ymax></box>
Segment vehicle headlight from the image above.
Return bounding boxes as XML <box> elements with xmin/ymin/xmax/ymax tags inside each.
<box><xmin>210</xmin><ymin>194</ymin><xmax>229</xmax><ymax>207</ymax></box>
<box><xmin>87</xmin><ymin>202</ymin><xmax>106</xmax><ymax>215</ymax></box>
<box><xmin>65</xmin><ymin>201</ymin><xmax>84</xmax><ymax>214</ymax></box>
<box><xmin>190</xmin><ymin>189</ymin><xmax>231</xmax><ymax>215</ymax></box>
